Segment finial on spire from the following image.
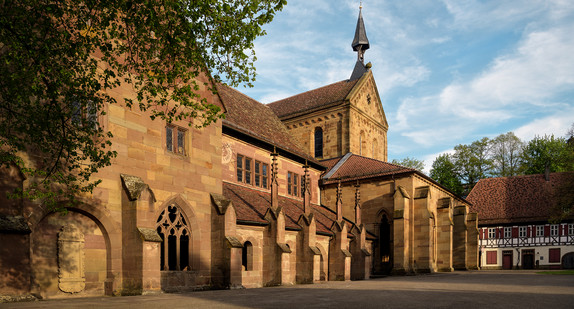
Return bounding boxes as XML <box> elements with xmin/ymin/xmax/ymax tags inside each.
<box><xmin>360</xmin><ymin>1</ymin><xmax>363</xmax><ymax>10</ymax></box>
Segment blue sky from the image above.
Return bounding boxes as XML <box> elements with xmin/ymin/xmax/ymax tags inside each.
<box><xmin>237</xmin><ymin>0</ymin><xmax>574</xmax><ymax>172</ymax></box>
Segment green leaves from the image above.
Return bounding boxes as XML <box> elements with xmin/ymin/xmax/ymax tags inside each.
<box><xmin>1</xmin><ymin>0</ymin><xmax>285</xmax><ymax>211</ymax></box>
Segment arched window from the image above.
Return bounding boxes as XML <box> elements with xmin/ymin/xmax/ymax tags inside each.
<box><xmin>314</xmin><ymin>127</ymin><xmax>323</xmax><ymax>158</ymax></box>
<box><xmin>241</xmin><ymin>241</ymin><xmax>253</xmax><ymax>271</ymax></box>
<box><xmin>156</xmin><ymin>204</ymin><xmax>191</xmax><ymax>271</ymax></box>
<box><xmin>359</xmin><ymin>131</ymin><xmax>366</xmax><ymax>156</ymax></box>
<box><xmin>372</xmin><ymin>138</ymin><xmax>378</xmax><ymax>160</ymax></box>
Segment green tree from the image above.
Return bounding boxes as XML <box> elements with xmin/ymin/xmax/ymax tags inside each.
<box><xmin>0</xmin><ymin>0</ymin><xmax>286</xmax><ymax>210</ymax></box>
<box><xmin>520</xmin><ymin>135</ymin><xmax>574</xmax><ymax>175</ymax></box>
<box><xmin>429</xmin><ymin>154</ymin><xmax>464</xmax><ymax>196</ymax></box>
<box><xmin>453</xmin><ymin>137</ymin><xmax>492</xmax><ymax>193</ymax></box>
<box><xmin>391</xmin><ymin>157</ymin><xmax>425</xmax><ymax>172</ymax></box>
<box><xmin>490</xmin><ymin>132</ymin><xmax>523</xmax><ymax>177</ymax></box>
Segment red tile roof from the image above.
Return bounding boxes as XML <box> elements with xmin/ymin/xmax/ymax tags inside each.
<box><xmin>217</xmin><ymin>84</ymin><xmax>315</xmax><ymax>162</ymax></box>
<box><xmin>223</xmin><ymin>182</ymin><xmax>354</xmax><ymax>235</ymax></box>
<box><xmin>267</xmin><ymin>79</ymin><xmax>359</xmax><ymax>119</ymax></box>
<box><xmin>322</xmin><ymin>153</ymin><xmax>416</xmax><ymax>184</ymax></box>
<box><xmin>467</xmin><ymin>172</ymin><xmax>574</xmax><ymax>225</ymax></box>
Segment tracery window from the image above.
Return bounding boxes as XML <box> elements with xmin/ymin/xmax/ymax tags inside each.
<box><xmin>156</xmin><ymin>205</ymin><xmax>191</xmax><ymax>271</ymax></box>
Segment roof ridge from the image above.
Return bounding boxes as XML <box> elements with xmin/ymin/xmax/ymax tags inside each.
<box><xmin>267</xmin><ymin>79</ymin><xmax>352</xmax><ymax>106</ymax></box>
<box><xmin>323</xmin><ymin>152</ymin><xmax>354</xmax><ymax>179</ymax></box>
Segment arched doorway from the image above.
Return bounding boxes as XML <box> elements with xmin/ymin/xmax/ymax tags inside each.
<box><xmin>375</xmin><ymin>214</ymin><xmax>393</xmax><ymax>275</ymax></box>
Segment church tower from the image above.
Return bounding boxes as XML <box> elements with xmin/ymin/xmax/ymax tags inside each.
<box><xmin>268</xmin><ymin>5</ymin><xmax>388</xmax><ymax>161</ymax></box>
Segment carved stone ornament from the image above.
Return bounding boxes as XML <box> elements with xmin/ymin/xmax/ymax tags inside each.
<box><xmin>58</xmin><ymin>225</ymin><xmax>85</xmax><ymax>293</ymax></box>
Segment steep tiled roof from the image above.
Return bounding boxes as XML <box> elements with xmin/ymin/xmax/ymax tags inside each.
<box><xmin>267</xmin><ymin>79</ymin><xmax>359</xmax><ymax>119</ymax></box>
<box><xmin>217</xmin><ymin>84</ymin><xmax>314</xmax><ymax>162</ymax></box>
<box><xmin>322</xmin><ymin>153</ymin><xmax>416</xmax><ymax>184</ymax></box>
<box><xmin>223</xmin><ymin>182</ymin><xmax>353</xmax><ymax>235</ymax></box>
<box><xmin>467</xmin><ymin>172</ymin><xmax>574</xmax><ymax>225</ymax></box>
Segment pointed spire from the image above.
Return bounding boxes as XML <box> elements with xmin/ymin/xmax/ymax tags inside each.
<box><xmin>352</xmin><ymin>4</ymin><xmax>370</xmax><ymax>63</ymax></box>
<box><xmin>350</xmin><ymin>4</ymin><xmax>370</xmax><ymax>80</ymax></box>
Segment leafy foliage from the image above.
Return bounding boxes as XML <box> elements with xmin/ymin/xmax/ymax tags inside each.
<box><xmin>429</xmin><ymin>154</ymin><xmax>464</xmax><ymax>196</ymax></box>
<box><xmin>521</xmin><ymin>135</ymin><xmax>574</xmax><ymax>175</ymax></box>
<box><xmin>0</xmin><ymin>0</ymin><xmax>286</xmax><ymax>210</ymax></box>
<box><xmin>391</xmin><ymin>157</ymin><xmax>425</xmax><ymax>172</ymax></box>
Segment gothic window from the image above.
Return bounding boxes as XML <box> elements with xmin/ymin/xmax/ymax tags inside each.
<box><xmin>254</xmin><ymin>160</ymin><xmax>268</xmax><ymax>189</ymax></box>
<box><xmin>287</xmin><ymin>171</ymin><xmax>299</xmax><ymax>196</ymax></box>
<box><xmin>237</xmin><ymin>154</ymin><xmax>253</xmax><ymax>184</ymax></box>
<box><xmin>314</xmin><ymin>127</ymin><xmax>323</xmax><ymax>158</ymax></box>
<box><xmin>242</xmin><ymin>241</ymin><xmax>253</xmax><ymax>271</ymax></box>
<box><xmin>166</xmin><ymin>125</ymin><xmax>186</xmax><ymax>155</ymax></box>
<box><xmin>156</xmin><ymin>205</ymin><xmax>191</xmax><ymax>271</ymax></box>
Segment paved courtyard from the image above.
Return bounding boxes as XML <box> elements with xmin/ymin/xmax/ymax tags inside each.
<box><xmin>3</xmin><ymin>271</ymin><xmax>574</xmax><ymax>309</ymax></box>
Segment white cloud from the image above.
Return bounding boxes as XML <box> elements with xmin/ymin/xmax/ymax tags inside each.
<box><xmin>514</xmin><ymin>108</ymin><xmax>574</xmax><ymax>141</ymax></box>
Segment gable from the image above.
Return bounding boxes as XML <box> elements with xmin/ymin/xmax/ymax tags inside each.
<box><xmin>346</xmin><ymin>71</ymin><xmax>388</xmax><ymax>130</ymax></box>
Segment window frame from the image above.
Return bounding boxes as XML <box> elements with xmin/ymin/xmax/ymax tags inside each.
<box><xmin>488</xmin><ymin>228</ymin><xmax>496</xmax><ymax>239</ymax></box>
<box><xmin>254</xmin><ymin>160</ymin><xmax>269</xmax><ymax>189</ymax></box>
<box><xmin>287</xmin><ymin>171</ymin><xmax>300</xmax><ymax>197</ymax></box>
<box><xmin>486</xmin><ymin>251</ymin><xmax>497</xmax><ymax>265</ymax></box>
<box><xmin>166</xmin><ymin>124</ymin><xmax>187</xmax><ymax>155</ymax></box>
<box><xmin>314</xmin><ymin>127</ymin><xmax>323</xmax><ymax>158</ymax></box>
<box><xmin>504</xmin><ymin>227</ymin><xmax>512</xmax><ymax>239</ymax></box>
<box><xmin>237</xmin><ymin>154</ymin><xmax>254</xmax><ymax>185</ymax></box>
<box><xmin>536</xmin><ymin>225</ymin><xmax>544</xmax><ymax>237</ymax></box>
<box><xmin>569</xmin><ymin>224</ymin><xmax>574</xmax><ymax>236</ymax></box>
<box><xmin>550</xmin><ymin>224</ymin><xmax>559</xmax><ymax>236</ymax></box>
<box><xmin>519</xmin><ymin>226</ymin><xmax>527</xmax><ymax>238</ymax></box>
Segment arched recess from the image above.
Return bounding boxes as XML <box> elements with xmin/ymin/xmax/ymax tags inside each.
<box><xmin>154</xmin><ymin>195</ymin><xmax>200</xmax><ymax>271</ymax></box>
<box><xmin>359</xmin><ymin>130</ymin><xmax>367</xmax><ymax>156</ymax></box>
<box><xmin>242</xmin><ymin>241</ymin><xmax>253</xmax><ymax>271</ymax></box>
<box><xmin>315</xmin><ymin>242</ymin><xmax>328</xmax><ymax>281</ymax></box>
<box><xmin>30</xmin><ymin>203</ymin><xmax>120</xmax><ymax>297</ymax></box>
<box><xmin>314</xmin><ymin>127</ymin><xmax>323</xmax><ymax>158</ymax></box>
<box><xmin>375</xmin><ymin>209</ymin><xmax>393</xmax><ymax>275</ymax></box>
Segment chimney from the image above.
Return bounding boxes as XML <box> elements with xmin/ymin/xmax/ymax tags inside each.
<box><xmin>354</xmin><ymin>181</ymin><xmax>361</xmax><ymax>226</ymax></box>
<box><xmin>336</xmin><ymin>180</ymin><xmax>343</xmax><ymax>222</ymax></box>
<box><xmin>271</xmin><ymin>150</ymin><xmax>279</xmax><ymax>210</ymax></box>
<box><xmin>303</xmin><ymin>163</ymin><xmax>311</xmax><ymax>215</ymax></box>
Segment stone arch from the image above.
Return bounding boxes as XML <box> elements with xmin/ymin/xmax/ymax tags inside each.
<box><xmin>315</xmin><ymin>242</ymin><xmax>328</xmax><ymax>281</ymax></box>
<box><xmin>30</xmin><ymin>203</ymin><xmax>120</xmax><ymax>297</ymax></box>
<box><xmin>374</xmin><ymin>209</ymin><xmax>393</xmax><ymax>275</ymax></box>
<box><xmin>155</xmin><ymin>194</ymin><xmax>200</xmax><ymax>271</ymax></box>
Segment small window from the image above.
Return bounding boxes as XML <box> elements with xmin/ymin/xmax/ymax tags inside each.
<box><xmin>72</xmin><ymin>100</ymin><xmax>99</xmax><ymax>129</ymax></box>
<box><xmin>549</xmin><ymin>248</ymin><xmax>561</xmax><ymax>263</ymax></box>
<box><xmin>254</xmin><ymin>161</ymin><xmax>268</xmax><ymax>189</ymax></box>
<box><xmin>536</xmin><ymin>225</ymin><xmax>544</xmax><ymax>237</ymax></box>
<box><xmin>486</xmin><ymin>251</ymin><xmax>497</xmax><ymax>265</ymax></box>
<box><xmin>504</xmin><ymin>227</ymin><xmax>512</xmax><ymax>239</ymax></box>
<box><xmin>287</xmin><ymin>171</ymin><xmax>299</xmax><ymax>197</ymax></box>
<box><xmin>550</xmin><ymin>224</ymin><xmax>558</xmax><ymax>236</ymax></box>
<box><xmin>166</xmin><ymin>125</ymin><xmax>186</xmax><ymax>155</ymax></box>
<box><xmin>488</xmin><ymin>228</ymin><xmax>496</xmax><ymax>239</ymax></box>
<box><xmin>519</xmin><ymin>226</ymin><xmax>527</xmax><ymax>238</ymax></box>
<box><xmin>569</xmin><ymin>224</ymin><xmax>574</xmax><ymax>235</ymax></box>
<box><xmin>237</xmin><ymin>155</ymin><xmax>253</xmax><ymax>184</ymax></box>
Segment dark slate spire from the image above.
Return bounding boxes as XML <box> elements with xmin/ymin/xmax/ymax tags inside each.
<box><xmin>350</xmin><ymin>4</ymin><xmax>370</xmax><ymax>80</ymax></box>
<box><xmin>351</xmin><ymin>5</ymin><xmax>369</xmax><ymax>63</ymax></box>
